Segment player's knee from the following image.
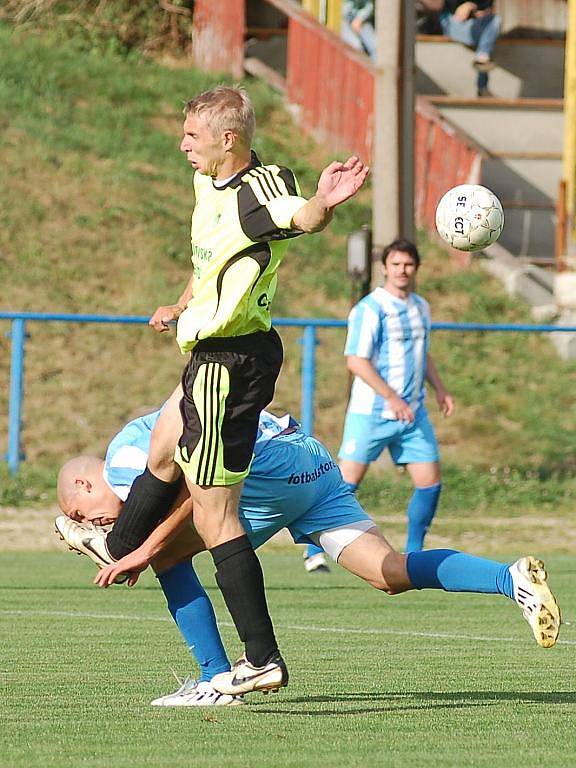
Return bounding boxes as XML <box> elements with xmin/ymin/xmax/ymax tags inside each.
<box><xmin>376</xmin><ymin>553</ymin><xmax>410</xmax><ymax>595</ymax></box>
<box><xmin>148</xmin><ymin>441</ymin><xmax>179</xmax><ymax>480</ymax></box>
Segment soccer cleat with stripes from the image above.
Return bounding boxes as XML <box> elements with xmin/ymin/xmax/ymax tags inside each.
<box><xmin>210</xmin><ymin>652</ymin><xmax>288</xmax><ymax>696</ymax></box>
<box><xmin>54</xmin><ymin>515</ymin><xmax>128</xmax><ymax>584</ymax></box>
<box><xmin>151</xmin><ymin>676</ymin><xmax>244</xmax><ymax>707</ymax></box>
<box><xmin>510</xmin><ymin>556</ymin><xmax>561</xmax><ymax>648</ymax></box>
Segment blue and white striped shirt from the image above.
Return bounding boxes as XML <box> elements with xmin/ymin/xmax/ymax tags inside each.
<box><xmin>103</xmin><ymin>409</ymin><xmax>296</xmax><ymax>500</ymax></box>
<box><xmin>344</xmin><ymin>287</ymin><xmax>431</xmax><ymax>419</ymax></box>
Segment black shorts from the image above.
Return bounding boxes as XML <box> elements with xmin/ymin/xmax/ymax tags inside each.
<box><xmin>175</xmin><ymin>328</ymin><xmax>283</xmax><ymax>486</ymax></box>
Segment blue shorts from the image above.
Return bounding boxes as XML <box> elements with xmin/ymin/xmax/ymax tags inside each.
<box><xmin>239</xmin><ymin>431</ymin><xmax>372</xmax><ymax>549</ymax></box>
<box><xmin>338</xmin><ymin>408</ymin><xmax>440</xmax><ymax>466</ymax></box>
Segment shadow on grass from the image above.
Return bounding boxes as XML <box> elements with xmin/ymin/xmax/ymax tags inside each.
<box><xmin>251</xmin><ymin>690</ymin><xmax>576</xmax><ymax>716</ymax></box>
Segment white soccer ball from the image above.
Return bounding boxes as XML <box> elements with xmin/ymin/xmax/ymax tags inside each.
<box><xmin>435</xmin><ymin>184</ymin><xmax>504</xmax><ymax>252</ymax></box>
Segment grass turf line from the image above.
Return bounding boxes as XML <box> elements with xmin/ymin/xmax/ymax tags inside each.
<box><xmin>1</xmin><ymin>551</ymin><xmax>575</xmax><ymax>767</ymax></box>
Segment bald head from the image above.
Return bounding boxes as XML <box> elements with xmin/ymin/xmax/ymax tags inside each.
<box><xmin>57</xmin><ymin>455</ymin><xmax>120</xmax><ymax>525</ymax></box>
<box><xmin>57</xmin><ymin>455</ymin><xmax>103</xmax><ymax>509</ymax></box>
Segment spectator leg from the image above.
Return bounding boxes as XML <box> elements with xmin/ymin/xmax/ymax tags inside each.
<box><xmin>474</xmin><ymin>14</ymin><xmax>501</xmax><ymax>58</ymax></box>
<box><xmin>340</xmin><ymin>18</ymin><xmax>364</xmax><ymax>52</ymax></box>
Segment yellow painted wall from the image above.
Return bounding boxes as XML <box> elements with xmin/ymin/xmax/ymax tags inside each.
<box><xmin>301</xmin><ymin>0</ymin><xmax>342</xmax><ymax>32</ymax></box>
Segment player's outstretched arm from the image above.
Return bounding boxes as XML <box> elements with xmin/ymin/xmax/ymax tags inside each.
<box><xmin>94</xmin><ymin>496</ymin><xmax>197</xmax><ymax>588</ymax></box>
<box><xmin>95</xmin><ymin>547</ymin><xmax>151</xmax><ymax>588</ymax></box>
<box><xmin>292</xmin><ymin>156</ymin><xmax>369</xmax><ymax>233</ymax></box>
<box><xmin>316</xmin><ymin>156</ymin><xmax>370</xmax><ymax>208</ymax></box>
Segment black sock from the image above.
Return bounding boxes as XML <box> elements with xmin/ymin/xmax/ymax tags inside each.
<box><xmin>106</xmin><ymin>467</ymin><xmax>181</xmax><ymax>559</ymax></box>
<box><xmin>211</xmin><ymin>535</ymin><xmax>279</xmax><ymax>667</ymax></box>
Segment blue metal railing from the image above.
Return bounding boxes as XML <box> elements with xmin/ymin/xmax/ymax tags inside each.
<box><xmin>2</xmin><ymin>311</ymin><xmax>576</xmax><ymax>474</ymax></box>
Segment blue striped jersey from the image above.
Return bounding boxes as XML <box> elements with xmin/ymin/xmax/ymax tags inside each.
<box><xmin>344</xmin><ymin>287</ymin><xmax>431</xmax><ymax>419</ymax></box>
<box><xmin>103</xmin><ymin>409</ymin><xmax>297</xmax><ymax>500</ymax></box>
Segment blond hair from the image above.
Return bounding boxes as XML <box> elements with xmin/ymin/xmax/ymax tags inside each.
<box><xmin>184</xmin><ymin>85</ymin><xmax>255</xmax><ymax>147</ymax></box>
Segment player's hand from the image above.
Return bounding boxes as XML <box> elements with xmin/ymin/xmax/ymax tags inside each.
<box><xmin>351</xmin><ymin>16</ymin><xmax>363</xmax><ymax>34</ymax></box>
<box><xmin>389</xmin><ymin>395</ymin><xmax>415</xmax><ymax>423</ymax></box>
<box><xmin>436</xmin><ymin>390</ymin><xmax>454</xmax><ymax>418</ymax></box>
<box><xmin>93</xmin><ymin>550</ymin><xmax>151</xmax><ymax>588</ymax></box>
<box><xmin>149</xmin><ymin>304</ymin><xmax>182</xmax><ymax>333</ymax></box>
<box><xmin>316</xmin><ymin>156</ymin><xmax>369</xmax><ymax>209</ymax></box>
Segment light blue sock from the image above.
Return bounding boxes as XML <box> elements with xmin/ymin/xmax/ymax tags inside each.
<box><xmin>306</xmin><ymin>542</ymin><xmax>324</xmax><ymax>558</ymax></box>
<box><xmin>406</xmin><ymin>483</ymin><xmax>441</xmax><ymax>552</ymax></box>
<box><xmin>407</xmin><ymin>549</ymin><xmax>514</xmax><ymax>598</ymax></box>
<box><xmin>157</xmin><ymin>560</ymin><xmax>231</xmax><ymax>682</ymax></box>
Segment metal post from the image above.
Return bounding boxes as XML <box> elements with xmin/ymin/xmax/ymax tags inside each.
<box><xmin>7</xmin><ymin>318</ymin><xmax>26</xmax><ymax>474</ymax></box>
<box><xmin>300</xmin><ymin>325</ymin><xmax>317</xmax><ymax>435</ymax></box>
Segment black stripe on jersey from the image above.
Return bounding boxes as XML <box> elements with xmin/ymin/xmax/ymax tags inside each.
<box><xmin>237</xmin><ymin>181</ymin><xmax>303</xmax><ymax>242</ymax></box>
<box><xmin>263</xmin><ymin>169</ymin><xmax>283</xmax><ymax>197</ymax></box>
<box><xmin>278</xmin><ymin>167</ymin><xmax>298</xmax><ymax>196</ymax></box>
<box><xmin>254</xmin><ymin>168</ymin><xmax>278</xmax><ymax>200</ymax></box>
<box><xmin>223</xmin><ymin>151</ymin><xmax>263</xmax><ymax>190</ymax></box>
<box><xmin>253</xmin><ymin>167</ymin><xmax>283</xmax><ymax>200</ymax></box>
<box><xmin>248</xmin><ymin>170</ymin><xmax>274</xmax><ymax>202</ymax></box>
<box><xmin>194</xmin><ymin>243</ymin><xmax>272</xmax><ymax>343</ymax></box>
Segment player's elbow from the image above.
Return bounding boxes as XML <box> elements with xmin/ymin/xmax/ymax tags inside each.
<box><xmin>346</xmin><ymin>356</ymin><xmax>364</xmax><ymax>375</ymax></box>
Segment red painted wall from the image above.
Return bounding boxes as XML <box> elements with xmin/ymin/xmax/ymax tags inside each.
<box><xmin>285</xmin><ymin>13</ymin><xmax>374</xmax><ymax>161</ymax></box>
<box><xmin>191</xmin><ymin>0</ymin><xmax>483</xmax><ymax>235</ymax></box>
<box><xmin>192</xmin><ymin>0</ymin><xmax>245</xmax><ymax>80</ymax></box>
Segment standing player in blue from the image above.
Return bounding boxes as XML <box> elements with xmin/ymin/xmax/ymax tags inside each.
<box><xmin>339</xmin><ymin>238</ymin><xmax>454</xmax><ymax>553</ymax></box>
<box><xmin>56</xmin><ymin>408</ymin><xmax>561</xmax><ymax>705</ymax></box>
<box><xmin>56</xmin><ymin>86</ymin><xmax>369</xmax><ymax>695</ymax></box>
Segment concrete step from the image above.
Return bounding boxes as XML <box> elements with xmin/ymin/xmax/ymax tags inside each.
<box><xmin>480</xmin><ymin>156</ymin><xmax>561</xmax><ymax>259</ymax></box>
<box><xmin>431</xmin><ymin>100</ymin><xmax>564</xmax><ymax>154</ymax></box>
<box><xmin>494</xmin><ymin>207</ymin><xmax>556</xmax><ymax>260</ymax></box>
<box><xmin>483</xmin><ymin>157</ymin><xmax>562</xmax><ymax>203</ymax></box>
<box><xmin>416</xmin><ymin>36</ymin><xmax>564</xmax><ymax>100</ymax></box>
<box><xmin>429</xmin><ymin>100</ymin><xmax>563</xmax><ymax>261</ymax></box>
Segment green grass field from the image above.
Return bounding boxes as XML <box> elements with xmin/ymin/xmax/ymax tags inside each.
<box><xmin>2</xmin><ymin>549</ymin><xmax>575</xmax><ymax>767</ymax></box>
<box><xmin>1</xmin><ymin>15</ymin><xmax>575</xmax><ymax>767</ymax></box>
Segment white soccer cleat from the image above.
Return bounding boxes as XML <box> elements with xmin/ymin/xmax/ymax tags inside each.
<box><xmin>54</xmin><ymin>515</ymin><xmax>127</xmax><ymax>584</ymax></box>
<box><xmin>151</xmin><ymin>674</ymin><xmax>199</xmax><ymax>705</ymax></box>
<box><xmin>303</xmin><ymin>551</ymin><xmax>330</xmax><ymax>574</ymax></box>
<box><xmin>510</xmin><ymin>556</ymin><xmax>561</xmax><ymax>648</ymax></box>
<box><xmin>151</xmin><ymin>676</ymin><xmax>244</xmax><ymax>707</ymax></box>
<box><xmin>210</xmin><ymin>653</ymin><xmax>288</xmax><ymax>696</ymax></box>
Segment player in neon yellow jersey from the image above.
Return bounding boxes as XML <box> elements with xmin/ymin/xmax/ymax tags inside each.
<box><xmin>56</xmin><ymin>85</ymin><xmax>369</xmax><ymax>696</ymax></box>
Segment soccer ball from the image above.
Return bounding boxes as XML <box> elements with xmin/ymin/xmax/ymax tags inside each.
<box><xmin>435</xmin><ymin>184</ymin><xmax>504</xmax><ymax>252</ymax></box>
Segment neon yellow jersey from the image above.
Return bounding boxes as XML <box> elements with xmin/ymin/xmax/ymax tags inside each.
<box><xmin>176</xmin><ymin>153</ymin><xmax>307</xmax><ymax>353</ymax></box>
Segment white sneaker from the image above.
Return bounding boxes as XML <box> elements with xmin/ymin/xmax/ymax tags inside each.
<box><xmin>510</xmin><ymin>556</ymin><xmax>561</xmax><ymax>648</ymax></box>
<box><xmin>151</xmin><ymin>675</ymin><xmax>199</xmax><ymax>706</ymax></box>
<box><xmin>54</xmin><ymin>515</ymin><xmax>127</xmax><ymax>584</ymax></box>
<box><xmin>211</xmin><ymin>653</ymin><xmax>288</xmax><ymax>696</ymax></box>
<box><xmin>151</xmin><ymin>676</ymin><xmax>244</xmax><ymax>707</ymax></box>
<box><xmin>304</xmin><ymin>551</ymin><xmax>330</xmax><ymax>573</ymax></box>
